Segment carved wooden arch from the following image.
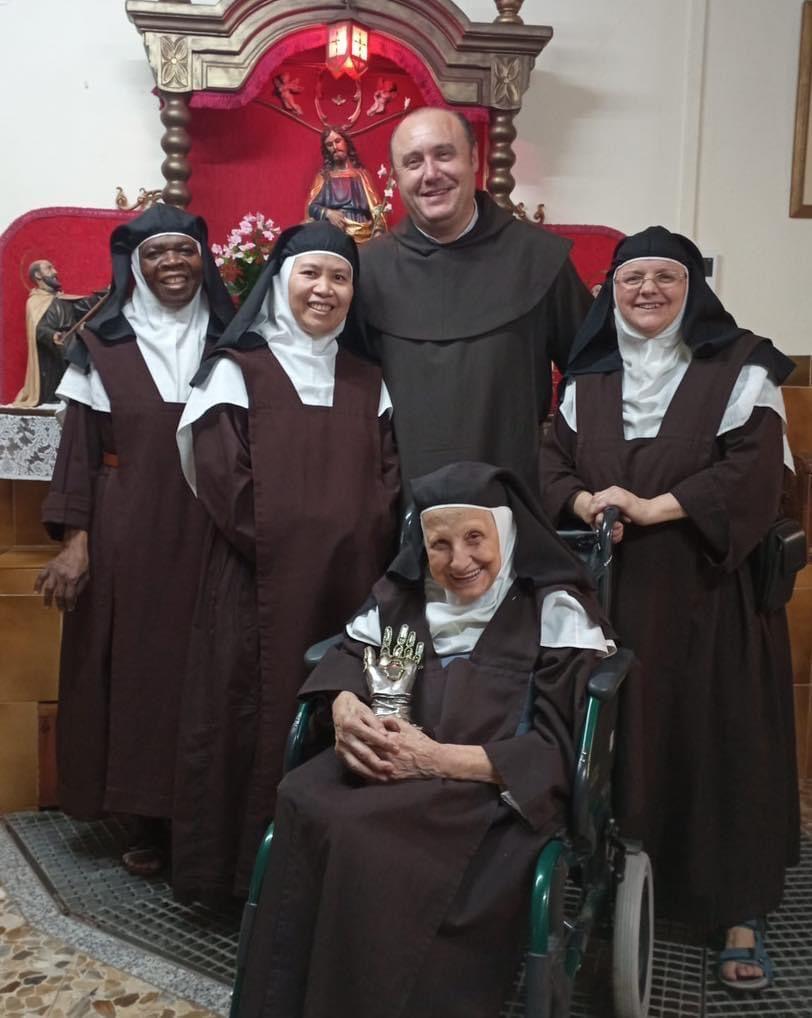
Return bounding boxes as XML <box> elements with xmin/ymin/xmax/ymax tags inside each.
<box><xmin>125</xmin><ymin>0</ymin><xmax>550</xmax><ymax>210</ymax></box>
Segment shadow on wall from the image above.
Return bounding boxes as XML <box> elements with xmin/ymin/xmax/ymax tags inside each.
<box><xmin>516</xmin><ymin>69</ymin><xmax>602</xmax><ymax>180</ymax></box>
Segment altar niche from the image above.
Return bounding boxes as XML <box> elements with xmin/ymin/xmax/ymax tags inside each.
<box><xmin>125</xmin><ymin>0</ymin><xmax>550</xmax><ymax>219</ymax></box>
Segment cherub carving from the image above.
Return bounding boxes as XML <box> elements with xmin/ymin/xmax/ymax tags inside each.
<box><xmin>366</xmin><ymin>78</ymin><xmax>398</xmax><ymax>117</ymax></box>
<box><xmin>273</xmin><ymin>72</ymin><xmax>304</xmax><ymax>116</ymax></box>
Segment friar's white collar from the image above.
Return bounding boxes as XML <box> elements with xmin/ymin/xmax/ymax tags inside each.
<box><xmin>414</xmin><ymin>201</ymin><xmax>479</xmax><ymax>245</ymax></box>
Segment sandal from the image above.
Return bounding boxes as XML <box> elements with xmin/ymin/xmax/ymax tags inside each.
<box><xmin>122</xmin><ymin>845</ymin><xmax>166</xmax><ymax>877</ymax></box>
<box><xmin>717</xmin><ymin>918</ymin><xmax>773</xmax><ymax>992</ymax></box>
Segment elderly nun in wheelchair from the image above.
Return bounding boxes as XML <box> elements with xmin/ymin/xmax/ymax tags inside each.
<box><xmin>235</xmin><ymin>461</ymin><xmax>615</xmax><ymax>1018</ymax></box>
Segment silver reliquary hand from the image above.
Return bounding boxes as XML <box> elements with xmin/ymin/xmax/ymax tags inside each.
<box><xmin>363</xmin><ymin>624</ymin><xmax>424</xmax><ymax>722</ymax></box>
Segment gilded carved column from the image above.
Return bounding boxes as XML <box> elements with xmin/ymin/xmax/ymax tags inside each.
<box><xmin>159</xmin><ymin>91</ymin><xmax>192</xmax><ymax>209</ymax></box>
<box><xmin>486</xmin><ymin>109</ymin><xmax>518</xmax><ymax>211</ymax></box>
<box><xmin>156</xmin><ymin>33</ymin><xmax>194</xmax><ymax>208</ymax></box>
<box><xmin>487</xmin><ymin>52</ymin><xmax>526</xmax><ymax>210</ymax></box>
<box><xmin>487</xmin><ymin>2</ymin><xmax>527</xmax><ymax>210</ymax></box>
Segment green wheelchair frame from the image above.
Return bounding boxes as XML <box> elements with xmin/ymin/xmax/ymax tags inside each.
<box><xmin>230</xmin><ymin>509</ymin><xmax>653</xmax><ymax>1018</ymax></box>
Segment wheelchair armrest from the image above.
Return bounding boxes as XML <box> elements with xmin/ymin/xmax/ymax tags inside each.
<box><xmin>303</xmin><ymin>632</ymin><xmax>343</xmax><ymax>673</ymax></box>
<box><xmin>586</xmin><ymin>647</ymin><xmax>634</xmax><ymax>702</ymax></box>
<box><xmin>283</xmin><ymin>700</ymin><xmax>314</xmax><ymax>774</ymax></box>
<box><xmin>570</xmin><ymin>647</ymin><xmax>634</xmax><ymax>855</ymax></box>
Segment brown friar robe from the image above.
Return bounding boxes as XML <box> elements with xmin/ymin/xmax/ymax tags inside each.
<box><xmin>171</xmin><ymin>346</ymin><xmax>399</xmax><ymax>903</ymax></box>
<box><xmin>238</xmin><ymin>575</ymin><xmax>599</xmax><ymax>1018</ymax></box>
<box><xmin>359</xmin><ymin>191</ymin><xmax>592</xmax><ymax>493</ymax></box>
<box><xmin>541</xmin><ymin>334</ymin><xmax>800</xmax><ymax>932</ymax></box>
<box><xmin>42</xmin><ymin>328</ymin><xmax>210</xmax><ymax>820</ymax></box>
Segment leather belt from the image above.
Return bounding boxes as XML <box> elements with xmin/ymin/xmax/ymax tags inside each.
<box><xmin>102</xmin><ymin>451</ymin><xmax>120</xmax><ymax>468</ymax></box>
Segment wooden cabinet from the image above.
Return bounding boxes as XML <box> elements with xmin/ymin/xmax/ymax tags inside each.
<box><xmin>0</xmin><ymin>478</ymin><xmax>60</xmax><ymax>812</ymax></box>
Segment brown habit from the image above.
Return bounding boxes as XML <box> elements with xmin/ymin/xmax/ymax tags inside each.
<box><xmin>358</xmin><ymin>192</ymin><xmax>592</xmax><ymax>492</ymax></box>
<box><xmin>42</xmin><ymin>329</ymin><xmax>209</xmax><ymax>819</ymax></box>
<box><xmin>541</xmin><ymin>335</ymin><xmax>799</xmax><ymax>930</ymax></box>
<box><xmin>171</xmin><ymin>346</ymin><xmax>399</xmax><ymax>902</ymax></box>
<box><xmin>237</xmin><ymin>576</ymin><xmax>597</xmax><ymax>1018</ymax></box>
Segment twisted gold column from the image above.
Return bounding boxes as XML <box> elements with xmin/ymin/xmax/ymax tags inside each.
<box><xmin>159</xmin><ymin>91</ymin><xmax>192</xmax><ymax>209</ymax></box>
<box><xmin>487</xmin><ymin>109</ymin><xmax>518</xmax><ymax>211</ymax></box>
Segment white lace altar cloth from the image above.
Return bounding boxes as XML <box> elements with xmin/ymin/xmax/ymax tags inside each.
<box><xmin>0</xmin><ymin>407</ymin><xmax>61</xmax><ymax>480</ymax></box>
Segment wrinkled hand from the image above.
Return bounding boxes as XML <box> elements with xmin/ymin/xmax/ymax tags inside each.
<box><xmin>572</xmin><ymin>490</ymin><xmax>625</xmax><ymax>544</ymax></box>
<box><xmin>332</xmin><ymin>690</ymin><xmax>396</xmax><ymax>781</ymax></box>
<box><xmin>589</xmin><ymin>486</ymin><xmax>650</xmax><ymax>528</ymax></box>
<box><xmin>34</xmin><ymin>529</ymin><xmax>89</xmax><ymax>611</ymax></box>
<box><xmin>379</xmin><ymin>716</ymin><xmax>443</xmax><ymax>780</ymax></box>
<box><xmin>363</xmin><ymin>624</ymin><xmax>424</xmax><ymax>699</ymax></box>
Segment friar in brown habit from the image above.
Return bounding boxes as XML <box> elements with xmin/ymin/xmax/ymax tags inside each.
<box><xmin>171</xmin><ymin>221</ymin><xmax>399</xmax><ymax>904</ymax></box>
<box><xmin>359</xmin><ymin>108</ymin><xmax>593</xmax><ymax>493</ymax></box>
<box><xmin>541</xmin><ymin>226</ymin><xmax>799</xmax><ymax>989</ymax></box>
<box><xmin>35</xmin><ymin>205</ymin><xmax>234</xmax><ymax>874</ymax></box>
<box><xmin>237</xmin><ymin>462</ymin><xmax>613</xmax><ymax>1018</ymax></box>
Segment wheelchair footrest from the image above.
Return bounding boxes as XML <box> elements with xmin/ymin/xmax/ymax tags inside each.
<box><xmin>526</xmin><ymin>950</ymin><xmax>571</xmax><ymax>1016</ymax></box>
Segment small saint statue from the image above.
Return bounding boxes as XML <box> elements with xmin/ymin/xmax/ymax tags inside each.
<box><xmin>13</xmin><ymin>260</ymin><xmax>102</xmax><ymax>407</ymax></box>
<box><xmin>305</xmin><ymin>127</ymin><xmax>387</xmax><ymax>243</ymax></box>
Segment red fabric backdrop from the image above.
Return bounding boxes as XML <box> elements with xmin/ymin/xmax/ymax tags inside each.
<box><xmin>0</xmin><ymin>208</ymin><xmax>133</xmax><ymax>404</ymax></box>
<box><xmin>545</xmin><ymin>223</ymin><xmax>624</xmax><ymax>292</ymax></box>
<box><xmin>543</xmin><ymin>224</ymin><xmax>624</xmax><ymax>405</ymax></box>
<box><xmin>186</xmin><ymin>33</ymin><xmax>488</xmax><ymax>245</ymax></box>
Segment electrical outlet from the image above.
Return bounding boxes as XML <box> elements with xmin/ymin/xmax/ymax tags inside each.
<box><xmin>702</xmin><ymin>252</ymin><xmax>720</xmax><ymax>292</ymax></box>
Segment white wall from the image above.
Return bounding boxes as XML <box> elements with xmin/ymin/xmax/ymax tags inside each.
<box><xmin>695</xmin><ymin>0</ymin><xmax>811</xmax><ymax>352</ymax></box>
<box><xmin>0</xmin><ymin>0</ymin><xmax>162</xmax><ymax>223</ymax></box>
<box><xmin>1</xmin><ymin>0</ymin><xmax>810</xmax><ymax>351</ymax></box>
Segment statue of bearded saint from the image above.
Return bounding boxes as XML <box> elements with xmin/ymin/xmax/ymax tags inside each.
<box><xmin>305</xmin><ymin>127</ymin><xmax>387</xmax><ymax>243</ymax></box>
<box><xmin>13</xmin><ymin>260</ymin><xmax>103</xmax><ymax>407</ymax></box>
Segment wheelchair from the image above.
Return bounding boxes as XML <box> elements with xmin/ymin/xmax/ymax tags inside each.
<box><xmin>230</xmin><ymin>507</ymin><xmax>653</xmax><ymax>1018</ymax></box>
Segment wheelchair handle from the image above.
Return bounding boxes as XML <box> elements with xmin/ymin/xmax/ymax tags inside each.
<box><xmin>597</xmin><ymin>506</ymin><xmax>619</xmax><ymax>569</ymax></box>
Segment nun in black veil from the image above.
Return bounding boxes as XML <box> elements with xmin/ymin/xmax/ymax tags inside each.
<box><xmin>541</xmin><ymin>225</ymin><xmax>798</xmax><ymax>990</ymax></box>
<box><xmin>172</xmin><ymin>221</ymin><xmax>399</xmax><ymax>904</ymax></box>
<box><xmin>236</xmin><ymin>460</ymin><xmax>615</xmax><ymax>1018</ymax></box>
<box><xmin>36</xmin><ymin>204</ymin><xmax>234</xmax><ymax>874</ymax></box>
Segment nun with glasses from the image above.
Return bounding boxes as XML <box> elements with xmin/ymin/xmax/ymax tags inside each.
<box><xmin>541</xmin><ymin>226</ymin><xmax>798</xmax><ymax>991</ymax></box>
<box><xmin>172</xmin><ymin>220</ymin><xmax>399</xmax><ymax>904</ymax></box>
<box><xmin>235</xmin><ymin>460</ymin><xmax>614</xmax><ymax>1018</ymax></box>
<box><xmin>35</xmin><ymin>204</ymin><xmax>234</xmax><ymax>876</ymax></box>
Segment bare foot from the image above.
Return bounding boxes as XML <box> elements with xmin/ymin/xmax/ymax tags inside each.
<box><xmin>720</xmin><ymin>925</ymin><xmax>762</xmax><ymax>983</ymax></box>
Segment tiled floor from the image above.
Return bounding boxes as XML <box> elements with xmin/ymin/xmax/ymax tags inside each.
<box><xmin>0</xmin><ymin>821</ymin><xmax>229</xmax><ymax>1017</ymax></box>
<box><xmin>3</xmin><ymin>813</ymin><xmax>242</xmax><ymax>986</ymax></box>
<box><xmin>2</xmin><ymin>786</ymin><xmax>812</xmax><ymax>1017</ymax></box>
<box><xmin>0</xmin><ymin>882</ymin><xmax>217</xmax><ymax>1017</ymax></box>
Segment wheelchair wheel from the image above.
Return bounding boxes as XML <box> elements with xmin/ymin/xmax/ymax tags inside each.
<box><xmin>612</xmin><ymin>849</ymin><xmax>653</xmax><ymax>1018</ymax></box>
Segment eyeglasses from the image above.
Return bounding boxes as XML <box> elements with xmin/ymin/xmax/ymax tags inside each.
<box><xmin>615</xmin><ymin>269</ymin><xmax>687</xmax><ymax>291</ymax></box>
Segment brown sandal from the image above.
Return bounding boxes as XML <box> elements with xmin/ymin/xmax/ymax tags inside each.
<box><xmin>122</xmin><ymin>845</ymin><xmax>166</xmax><ymax>877</ymax></box>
